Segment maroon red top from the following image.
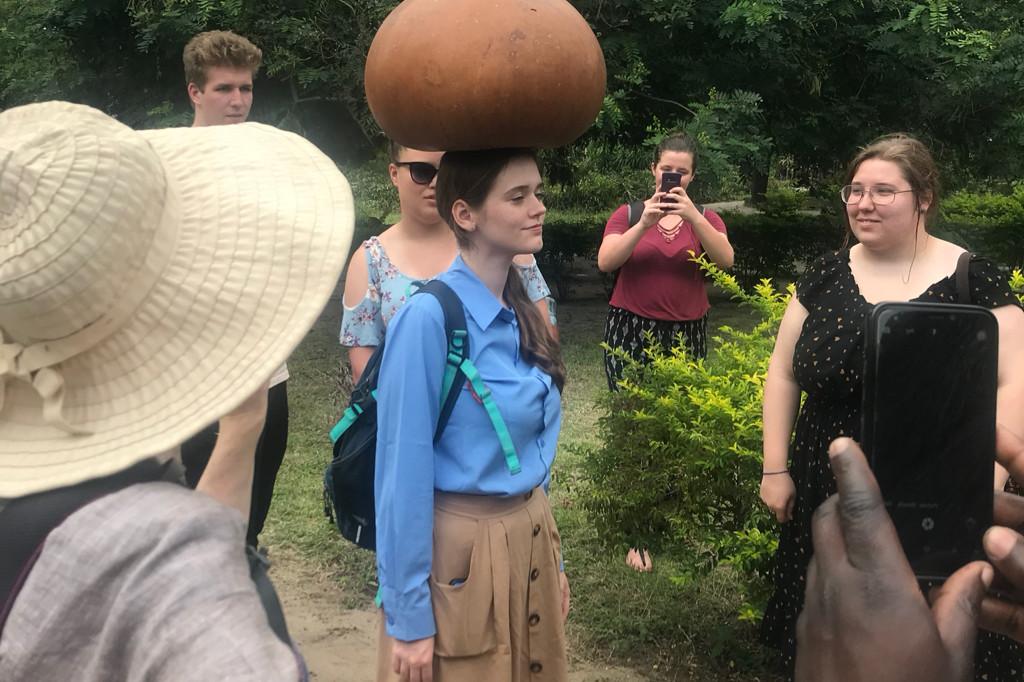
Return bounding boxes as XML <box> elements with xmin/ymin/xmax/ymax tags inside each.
<box><xmin>603</xmin><ymin>204</ymin><xmax>728</xmax><ymax>321</ymax></box>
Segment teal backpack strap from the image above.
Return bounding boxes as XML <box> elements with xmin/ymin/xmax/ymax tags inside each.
<box><xmin>416</xmin><ymin>280</ymin><xmax>520</xmax><ymax>475</ymax></box>
<box><xmin>329</xmin><ymin>404</ymin><xmax>362</xmax><ymax>443</ymax></box>
<box><xmin>329</xmin><ymin>389</ymin><xmax>378</xmax><ymax>443</ymax></box>
<box><xmin>459</xmin><ymin>358</ymin><xmax>521</xmax><ymax>475</ymax></box>
<box><xmin>439</xmin><ymin>329</ymin><xmax>468</xmax><ymax>408</ymax></box>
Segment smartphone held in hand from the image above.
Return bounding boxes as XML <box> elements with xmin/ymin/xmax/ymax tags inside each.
<box><xmin>660</xmin><ymin>171</ymin><xmax>682</xmax><ymax>202</ymax></box>
<box><xmin>861</xmin><ymin>302</ymin><xmax>998</xmax><ymax>581</ymax></box>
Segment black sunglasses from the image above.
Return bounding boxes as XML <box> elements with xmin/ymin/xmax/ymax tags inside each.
<box><xmin>395</xmin><ymin>161</ymin><xmax>438</xmax><ymax>185</ymax></box>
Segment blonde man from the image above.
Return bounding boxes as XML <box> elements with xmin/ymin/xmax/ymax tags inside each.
<box><xmin>184</xmin><ymin>30</ymin><xmax>262</xmax><ymax>127</ymax></box>
<box><xmin>179</xmin><ymin>30</ymin><xmax>289</xmax><ymax>551</ymax></box>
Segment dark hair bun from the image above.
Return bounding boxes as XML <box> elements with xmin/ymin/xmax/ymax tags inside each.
<box><xmin>365</xmin><ymin>0</ymin><xmax>606</xmax><ymax>151</ymax></box>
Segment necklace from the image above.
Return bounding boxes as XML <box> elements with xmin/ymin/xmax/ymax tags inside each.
<box><xmin>656</xmin><ymin>217</ymin><xmax>682</xmax><ymax>243</ymax></box>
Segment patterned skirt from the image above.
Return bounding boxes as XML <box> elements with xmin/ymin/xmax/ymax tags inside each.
<box><xmin>602</xmin><ymin>305</ymin><xmax>708</xmax><ymax>391</ymax></box>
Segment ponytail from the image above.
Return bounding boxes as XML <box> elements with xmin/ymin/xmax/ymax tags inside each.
<box><xmin>505</xmin><ymin>266</ymin><xmax>565</xmax><ymax>392</ymax></box>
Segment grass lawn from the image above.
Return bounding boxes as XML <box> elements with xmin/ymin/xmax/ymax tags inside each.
<box><xmin>263</xmin><ymin>274</ymin><xmax>782</xmax><ymax>681</ymax></box>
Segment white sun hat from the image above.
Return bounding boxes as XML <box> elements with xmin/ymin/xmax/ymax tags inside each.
<box><xmin>0</xmin><ymin>102</ymin><xmax>353</xmax><ymax>498</ymax></box>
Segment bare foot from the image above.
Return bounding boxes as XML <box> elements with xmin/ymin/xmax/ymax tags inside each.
<box><xmin>625</xmin><ymin>548</ymin><xmax>653</xmax><ymax>572</ymax></box>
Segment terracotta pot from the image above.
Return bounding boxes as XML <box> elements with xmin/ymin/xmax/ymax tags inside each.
<box><xmin>365</xmin><ymin>0</ymin><xmax>606</xmax><ymax>151</ymax></box>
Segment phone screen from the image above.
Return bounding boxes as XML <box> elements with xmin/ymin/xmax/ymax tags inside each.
<box><xmin>861</xmin><ymin>302</ymin><xmax>997</xmax><ymax>580</ymax></box>
<box><xmin>660</xmin><ymin>172</ymin><xmax>682</xmax><ymax>194</ymax></box>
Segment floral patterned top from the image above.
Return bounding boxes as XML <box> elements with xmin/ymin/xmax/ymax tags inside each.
<box><xmin>340</xmin><ymin>236</ymin><xmax>554</xmax><ymax>347</ymax></box>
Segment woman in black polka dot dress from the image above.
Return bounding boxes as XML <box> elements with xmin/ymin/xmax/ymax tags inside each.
<box><xmin>758</xmin><ymin>134</ymin><xmax>1024</xmax><ymax>679</ymax></box>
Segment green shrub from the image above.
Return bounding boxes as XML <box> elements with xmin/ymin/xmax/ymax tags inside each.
<box><xmin>542</xmin><ymin>141</ymin><xmax>652</xmax><ymax>212</ymax></box>
<box><xmin>938</xmin><ymin>185</ymin><xmax>1024</xmax><ymax>268</ymax></box>
<box><xmin>1011</xmin><ymin>268</ymin><xmax>1024</xmax><ymax>306</ymax></box>
<box><xmin>578</xmin><ymin>256</ymin><xmax>789</xmax><ymax>616</ymax></box>
<box><xmin>942</xmin><ymin>184</ymin><xmax>1024</xmax><ymax>226</ymax></box>
<box><xmin>537</xmin><ymin>209</ymin><xmax>608</xmax><ymax>300</ymax></box>
<box><xmin>762</xmin><ymin>181</ymin><xmax>807</xmax><ymax>218</ymax></box>
<box><xmin>722</xmin><ymin>211</ymin><xmax>844</xmax><ymax>288</ymax></box>
<box><xmin>344</xmin><ymin>159</ymin><xmax>398</xmax><ymax>225</ymax></box>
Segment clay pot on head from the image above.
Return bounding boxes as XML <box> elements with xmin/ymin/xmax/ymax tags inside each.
<box><xmin>365</xmin><ymin>0</ymin><xmax>606</xmax><ymax>151</ymax></box>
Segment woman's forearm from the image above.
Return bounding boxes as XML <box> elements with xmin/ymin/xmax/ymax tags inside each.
<box><xmin>597</xmin><ymin>224</ymin><xmax>647</xmax><ymax>272</ymax></box>
<box><xmin>691</xmin><ymin>215</ymin><xmax>734</xmax><ymax>269</ymax></box>
<box><xmin>348</xmin><ymin>345</ymin><xmax>375</xmax><ymax>384</ymax></box>
<box><xmin>196</xmin><ymin>384</ymin><xmax>269</xmax><ymax>517</ymax></box>
<box><xmin>763</xmin><ymin>359</ymin><xmax>801</xmax><ymax>471</ymax></box>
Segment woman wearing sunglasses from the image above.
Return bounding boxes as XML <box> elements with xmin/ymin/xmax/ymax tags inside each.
<box><xmin>341</xmin><ymin>142</ymin><xmax>555</xmax><ymax>382</ymax></box>
<box><xmin>758</xmin><ymin>133</ymin><xmax>1024</xmax><ymax>680</ymax></box>
<box><xmin>374</xmin><ymin>147</ymin><xmax>569</xmax><ymax>682</ymax></box>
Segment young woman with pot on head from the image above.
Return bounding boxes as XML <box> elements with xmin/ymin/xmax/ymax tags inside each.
<box><xmin>759</xmin><ymin>133</ymin><xmax>1024</xmax><ymax>680</ymax></box>
<box><xmin>597</xmin><ymin>131</ymin><xmax>735</xmax><ymax>571</ymax></box>
<box><xmin>341</xmin><ymin>142</ymin><xmax>555</xmax><ymax>383</ymax></box>
<box><xmin>373</xmin><ymin>149</ymin><xmax>569</xmax><ymax>682</ymax></box>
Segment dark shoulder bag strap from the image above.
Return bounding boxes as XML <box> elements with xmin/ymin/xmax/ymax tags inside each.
<box><xmin>955</xmin><ymin>251</ymin><xmax>972</xmax><ymax>304</ymax></box>
<box><xmin>246</xmin><ymin>545</ymin><xmax>293</xmax><ymax>646</ymax></box>
<box><xmin>416</xmin><ymin>279</ymin><xmax>470</xmax><ymax>441</ymax></box>
<box><xmin>0</xmin><ymin>458</ymin><xmax>182</xmax><ymax>636</ymax></box>
<box><xmin>627</xmin><ymin>201</ymin><xmax>644</xmax><ymax>227</ymax></box>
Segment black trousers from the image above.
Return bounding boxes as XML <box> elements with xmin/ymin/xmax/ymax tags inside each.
<box><xmin>180</xmin><ymin>381</ymin><xmax>289</xmax><ymax>548</ymax></box>
<box><xmin>603</xmin><ymin>305</ymin><xmax>708</xmax><ymax>391</ymax></box>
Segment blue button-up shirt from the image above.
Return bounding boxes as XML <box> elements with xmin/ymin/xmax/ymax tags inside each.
<box><xmin>374</xmin><ymin>256</ymin><xmax>562</xmax><ymax>642</ymax></box>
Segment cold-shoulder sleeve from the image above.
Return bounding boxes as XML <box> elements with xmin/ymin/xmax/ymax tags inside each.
<box><xmin>967</xmin><ymin>256</ymin><xmax>1024</xmax><ymax>310</ymax></box>
<box><xmin>795</xmin><ymin>250</ymin><xmax>847</xmax><ymax>306</ymax></box>
<box><xmin>340</xmin><ymin>239</ymin><xmax>386</xmax><ymax>347</ymax></box>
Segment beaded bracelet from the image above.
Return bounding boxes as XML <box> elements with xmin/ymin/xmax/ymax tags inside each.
<box><xmin>761</xmin><ymin>469</ymin><xmax>789</xmax><ymax>476</ymax></box>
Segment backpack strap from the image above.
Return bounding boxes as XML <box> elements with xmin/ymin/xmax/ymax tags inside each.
<box><xmin>626</xmin><ymin>201</ymin><xmax>644</xmax><ymax>226</ymax></box>
<box><xmin>955</xmin><ymin>251</ymin><xmax>972</xmax><ymax>304</ymax></box>
<box><xmin>416</xmin><ymin>279</ymin><xmax>470</xmax><ymax>441</ymax></box>
<box><xmin>416</xmin><ymin>280</ymin><xmax>521</xmax><ymax>475</ymax></box>
<box><xmin>0</xmin><ymin>458</ymin><xmax>183</xmax><ymax>636</ymax></box>
<box><xmin>246</xmin><ymin>545</ymin><xmax>293</xmax><ymax>645</ymax></box>
<box><xmin>0</xmin><ymin>459</ymin><xmax>295</xmax><ymax>648</ymax></box>
<box><xmin>460</xmin><ymin>361</ymin><xmax>522</xmax><ymax>475</ymax></box>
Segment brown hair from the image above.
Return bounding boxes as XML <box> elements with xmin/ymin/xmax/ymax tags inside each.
<box><xmin>435</xmin><ymin>149</ymin><xmax>566</xmax><ymax>392</ymax></box>
<box><xmin>654</xmin><ymin>131</ymin><xmax>699</xmax><ymax>172</ymax></box>
<box><xmin>388</xmin><ymin>140</ymin><xmax>405</xmax><ymax>162</ymax></box>
<box><xmin>183</xmin><ymin>30</ymin><xmax>263</xmax><ymax>88</ymax></box>
<box><xmin>846</xmin><ymin>133</ymin><xmax>941</xmax><ymax>227</ymax></box>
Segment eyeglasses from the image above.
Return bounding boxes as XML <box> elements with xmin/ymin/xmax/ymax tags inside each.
<box><xmin>840</xmin><ymin>185</ymin><xmax>915</xmax><ymax>205</ymax></box>
<box><xmin>395</xmin><ymin>161</ymin><xmax>438</xmax><ymax>185</ymax></box>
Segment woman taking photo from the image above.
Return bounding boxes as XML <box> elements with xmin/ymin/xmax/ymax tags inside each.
<box><xmin>373</xmin><ymin>148</ymin><xmax>570</xmax><ymax>682</ymax></box>
<box><xmin>597</xmin><ymin>131</ymin><xmax>734</xmax><ymax>387</ymax></box>
<box><xmin>759</xmin><ymin>133</ymin><xmax>1024</xmax><ymax>679</ymax></box>
<box><xmin>597</xmin><ymin>131</ymin><xmax>734</xmax><ymax>571</ymax></box>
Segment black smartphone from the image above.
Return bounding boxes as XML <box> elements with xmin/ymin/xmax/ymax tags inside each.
<box><xmin>660</xmin><ymin>171</ymin><xmax>682</xmax><ymax>201</ymax></box>
<box><xmin>861</xmin><ymin>301</ymin><xmax>997</xmax><ymax>580</ymax></box>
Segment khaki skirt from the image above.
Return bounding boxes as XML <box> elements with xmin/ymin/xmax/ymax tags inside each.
<box><xmin>377</xmin><ymin>487</ymin><xmax>567</xmax><ymax>681</ymax></box>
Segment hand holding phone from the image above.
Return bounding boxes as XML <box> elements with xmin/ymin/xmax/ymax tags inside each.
<box><xmin>659</xmin><ymin>171</ymin><xmax>683</xmax><ymax>203</ymax></box>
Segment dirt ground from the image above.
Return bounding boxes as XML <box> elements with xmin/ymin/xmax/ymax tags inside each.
<box><xmin>270</xmin><ymin>548</ymin><xmax>647</xmax><ymax>682</ymax></box>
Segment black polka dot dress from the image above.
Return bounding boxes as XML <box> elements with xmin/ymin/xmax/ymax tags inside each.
<box><xmin>758</xmin><ymin>249</ymin><xmax>1024</xmax><ymax>680</ymax></box>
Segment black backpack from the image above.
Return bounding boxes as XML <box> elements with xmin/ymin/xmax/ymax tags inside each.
<box><xmin>324</xmin><ymin>280</ymin><xmax>474</xmax><ymax>551</ymax></box>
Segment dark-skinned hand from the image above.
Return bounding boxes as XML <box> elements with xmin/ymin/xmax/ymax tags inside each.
<box><xmin>795</xmin><ymin>437</ymin><xmax>993</xmax><ymax>682</ymax></box>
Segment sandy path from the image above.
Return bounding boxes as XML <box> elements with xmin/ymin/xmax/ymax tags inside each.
<box><xmin>270</xmin><ymin>549</ymin><xmax>646</xmax><ymax>681</ymax></box>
